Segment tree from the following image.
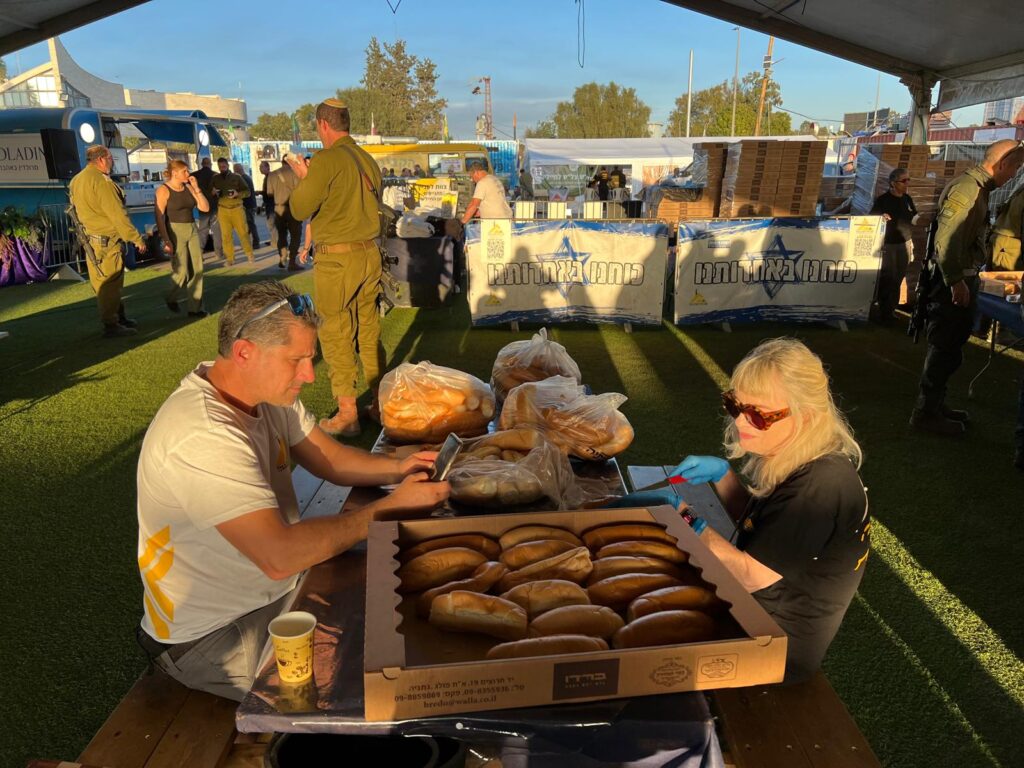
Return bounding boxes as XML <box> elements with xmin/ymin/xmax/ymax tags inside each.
<box><xmin>524</xmin><ymin>119</ymin><xmax>558</xmax><ymax>138</ymax></box>
<box><xmin>251</xmin><ymin>111</ymin><xmax>293</xmax><ymax>140</ymax></box>
<box><xmin>533</xmin><ymin>82</ymin><xmax>650</xmax><ymax>139</ymax></box>
<box><xmin>334</xmin><ymin>87</ymin><xmax>374</xmax><ymax>135</ymax></box>
<box><xmin>293</xmin><ymin>103</ymin><xmax>319</xmax><ymax>141</ymax></box>
<box><xmin>358</xmin><ymin>37</ymin><xmax>446</xmax><ymax>139</ymax></box>
<box><xmin>0</xmin><ymin>58</ymin><xmax>6</xmax><ymax>82</ymax></box>
<box><xmin>665</xmin><ymin>70</ymin><xmax>791</xmax><ymax>137</ymax></box>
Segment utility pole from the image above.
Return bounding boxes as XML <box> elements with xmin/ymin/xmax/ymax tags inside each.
<box><xmin>871</xmin><ymin>72</ymin><xmax>881</xmax><ymax>129</ymax></box>
<box><xmin>754</xmin><ymin>36</ymin><xmax>775</xmax><ymax>136</ymax></box>
<box><xmin>731</xmin><ymin>27</ymin><xmax>740</xmax><ymax>137</ymax></box>
<box><xmin>686</xmin><ymin>49</ymin><xmax>693</xmax><ymax>137</ymax></box>
<box><xmin>513</xmin><ymin>112</ymin><xmax>517</xmax><ymax>141</ymax></box>
<box><xmin>472</xmin><ymin>76</ymin><xmax>494</xmax><ymax>140</ymax></box>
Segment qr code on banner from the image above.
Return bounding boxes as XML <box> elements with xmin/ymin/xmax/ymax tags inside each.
<box><xmin>853</xmin><ymin>236</ymin><xmax>875</xmax><ymax>261</ymax></box>
<box><xmin>487</xmin><ymin>237</ymin><xmax>505</xmax><ymax>261</ymax></box>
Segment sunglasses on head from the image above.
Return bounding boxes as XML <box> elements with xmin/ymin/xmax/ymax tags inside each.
<box><xmin>235</xmin><ymin>293</ymin><xmax>314</xmax><ymax>340</ymax></box>
<box><xmin>722</xmin><ymin>389</ymin><xmax>791</xmax><ymax>431</ymax></box>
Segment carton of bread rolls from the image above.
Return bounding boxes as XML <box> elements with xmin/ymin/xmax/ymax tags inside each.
<box><xmin>498</xmin><ymin>376</ymin><xmax>634</xmax><ymax>461</ymax></box>
<box><xmin>490</xmin><ymin>328</ymin><xmax>582</xmax><ymax>404</ymax></box>
<box><xmin>380</xmin><ymin>361</ymin><xmax>495</xmax><ymax>444</ymax></box>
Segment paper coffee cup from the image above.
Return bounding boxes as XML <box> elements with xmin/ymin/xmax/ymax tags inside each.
<box><xmin>268</xmin><ymin>611</ymin><xmax>316</xmax><ymax>684</ymax></box>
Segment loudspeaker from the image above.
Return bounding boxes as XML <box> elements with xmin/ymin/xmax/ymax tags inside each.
<box><xmin>40</xmin><ymin>128</ymin><xmax>81</xmax><ymax>180</ymax></box>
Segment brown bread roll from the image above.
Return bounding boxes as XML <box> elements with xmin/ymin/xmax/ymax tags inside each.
<box><xmin>500</xmin><ymin>579</ymin><xmax>590</xmax><ymax>618</ymax></box>
<box><xmin>486</xmin><ymin>635</ymin><xmax>609</xmax><ymax>660</ymax></box>
<box><xmin>499</xmin><ymin>525</ymin><xmax>583</xmax><ymax>550</ymax></box>
<box><xmin>497</xmin><ymin>547</ymin><xmax>593</xmax><ymax>592</ymax></box>
<box><xmin>399</xmin><ymin>534</ymin><xmax>501</xmax><ymax>564</ymax></box>
<box><xmin>595</xmin><ymin>540</ymin><xmax>688</xmax><ymax>564</ymax></box>
<box><xmin>586</xmin><ymin>573</ymin><xmax>683</xmax><ymax>611</ymax></box>
<box><xmin>500</xmin><ymin>539</ymin><xmax>576</xmax><ymax>570</ymax></box>
<box><xmin>581</xmin><ymin>523</ymin><xmax>678</xmax><ymax>551</ymax></box>
<box><xmin>626</xmin><ymin>586</ymin><xmax>724</xmax><ymax>622</ymax></box>
<box><xmin>586</xmin><ymin>556</ymin><xmax>684</xmax><ymax>585</ymax></box>
<box><xmin>612</xmin><ymin>610</ymin><xmax>716</xmax><ymax>649</ymax></box>
<box><xmin>428</xmin><ymin>591</ymin><xmax>528</xmax><ymax>641</ymax></box>
<box><xmin>528</xmin><ymin>604</ymin><xmax>625</xmax><ymax>640</ymax></box>
<box><xmin>396</xmin><ymin>547</ymin><xmax>487</xmax><ymax>593</ymax></box>
<box><xmin>416</xmin><ymin>561</ymin><xmax>509</xmax><ymax>617</ymax></box>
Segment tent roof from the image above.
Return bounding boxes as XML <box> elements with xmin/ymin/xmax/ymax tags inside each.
<box><xmin>524</xmin><ymin>136</ymin><xmax>816</xmax><ymax>165</ymax></box>
<box><xmin>0</xmin><ymin>1</ymin><xmax>150</xmax><ymax>56</ymax></box>
<box><xmin>660</xmin><ymin>0</ymin><xmax>1024</xmax><ymax>111</ymax></box>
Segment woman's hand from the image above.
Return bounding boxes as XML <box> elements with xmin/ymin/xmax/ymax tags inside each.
<box><xmin>162</xmin><ymin>242</ymin><xmax>173</xmax><ymax>255</ymax></box>
<box><xmin>671</xmin><ymin>456</ymin><xmax>729</xmax><ymax>485</ymax></box>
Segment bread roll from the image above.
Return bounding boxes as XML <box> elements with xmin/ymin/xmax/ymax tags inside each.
<box><xmin>497</xmin><ymin>547</ymin><xmax>593</xmax><ymax>592</ymax></box>
<box><xmin>499</xmin><ymin>525</ymin><xmax>583</xmax><ymax>550</ymax></box>
<box><xmin>396</xmin><ymin>547</ymin><xmax>487</xmax><ymax>593</ymax></box>
<box><xmin>469</xmin><ymin>428</ymin><xmax>544</xmax><ymax>453</ymax></box>
<box><xmin>400</xmin><ymin>534</ymin><xmax>501</xmax><ymax>564</ymax></box>
<box><xmin>581</xmin><ymin>523</ymin><xmax>677</xmax><ymax>551</ymax></box>
<box><xmin>586</xmin><ymin>556</ymin><xmax>683</xmax><ymax>585</ymax></box>
<box><xmin>586</xmin><ymin>573</ymin><xmax>684</xmax><ymax>611</ymax></box>
<box><xmin>428</xmin><ymin>591</ymin><xmax>528</xmax><ymax>641</ymax></box>
<box><xmin>500</xmin><ymin>539</ymin><xmax>576</xmax><ymax>570</ymax></box>
<box><xmin>528</xmin><ymin>604</ymin><xmax>624</xmax><ymax>640</ymax></box>
<box><xmin>500</xmin><ymin>579</ymin><xmax>590</xmax><ymax>618</ymax></box>
<box><xmin>626</xmin><ymin>586</ymin><xmax>724</xmax><ymax>622</ymax></box>
<box><xmin>486</xmin><ymin>635</ymin><xmax>608</xmax><ymax>660</ymax></box>
<box><xmin>416</xmin><ymin>561</ymin><xmax>509</xmax><ymax>617</ymax></box>
<box><xmin>595</xmin><ymin>540</ymin><xmax>688</xmax><ymax>564</ymax></box>
<box><xmin>612</xmin><ymin>610</ymin><xmax>716</xmax><ymax>649</ymax></box>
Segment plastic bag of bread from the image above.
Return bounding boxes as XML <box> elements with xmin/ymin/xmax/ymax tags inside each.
<box><xmin>491</xmin><ymin>328</ymin><xmax>582</xmax><ymax>404</ymax></box>
<box><xmin>380</xmin><ymin>361</ymin><xmax>495</xmax><ymax>444</ymax></box>
<box><xmin>449</xmin><ymin>431</ymin><xmax>584</xmax><ymax>509</ymax></box>
<box><xmin>498</xmin><ymin>376</ymin><xmax>634</xmax><ymax>461</ymax></box>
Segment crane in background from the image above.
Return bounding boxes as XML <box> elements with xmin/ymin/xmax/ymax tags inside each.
<box><xmin>472</xmin><ymin>76</ymin><xmax>494</xmax><ymax>140</ymax></box>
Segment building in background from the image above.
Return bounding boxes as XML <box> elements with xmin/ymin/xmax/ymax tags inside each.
<box><xmin>0</xmin><ymin>37</ymin><xmax>247</xmax><ymax>130</ymax></box>
<box><xmin>982</xmin><ymin>96</ymin><xmax>1024</xmax><ymax>125</ymax></box>
<box><xmin>843</xmin><ymin>107</ymin><xmax>894</xmax><ymax>134</ymax></box>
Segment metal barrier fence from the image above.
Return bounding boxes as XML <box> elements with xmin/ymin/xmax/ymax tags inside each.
<box><xmin>513</xmin><ymin>199</ymin><xmax>649</xmax><ymax>220</ymax></box>
<box><xmin>38</xmin><ymin>203</ymin><xmax>83</xmax><ymax>271</ymax></box>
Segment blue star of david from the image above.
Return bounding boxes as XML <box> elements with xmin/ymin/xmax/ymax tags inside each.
<box><xmin>747</xmin><ymin>234</ymin><xmax>805</xmax><ymax>299</ymax></box>
<box><xmin>533</xmin><ymin>235</ymin><xmax>592</xmax><ymax>300</ymax></box>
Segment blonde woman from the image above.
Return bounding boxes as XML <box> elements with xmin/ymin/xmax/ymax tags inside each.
<box><xmin>615</xmin><ymin>338</ymin><xmax>870</xmax><ymax>683</ymax></box>
<box><xmin>156</xmin><ymin>160</ymin><xmax>210</xmax><ymax>317</ymax></box>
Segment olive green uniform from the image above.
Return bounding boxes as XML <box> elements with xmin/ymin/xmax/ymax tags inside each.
<box><xmin>290</xmin><ymin>136</ymin><xmax>385</xmax><ymax>400</ymax></box>
<box><xmin>989</xmin><ymin>187</ymin><xmax>1024</xmax><ymax>271</ymax></box>
<box><xmin>211</xmin><ymin>171</ymin><xmax>253</xmax><ymax>264</ymax></box>
<box><xmin>68</xmin><ymin>163</ymin><xmax>145</xmax><ymax>328</ymax></box>
<box><xmin>916</xmin><ymin>165</ymin><xmax>993</xmax><ymax>415</ymax></box>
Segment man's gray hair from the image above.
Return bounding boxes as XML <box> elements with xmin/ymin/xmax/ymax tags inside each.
<box><xmin>217</xmin><ymin>281</ymin><xmax>319</xmax><ymax>357</ymax></box>
<box><xmin>888</xmin><ymin>167</ymin><xmax>908</xmax><ymax>183</ymax></box>
<box><xmin>468</xmin><ymin>161</ymin><xmax>486</xmax><ymax>173</ymax></box>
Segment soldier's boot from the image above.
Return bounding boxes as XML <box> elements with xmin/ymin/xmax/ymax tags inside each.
<box><xmin>320</xmin><ymin>397</ymin><xmax>361</xmax><ymax>438</ymax></box>
<box><xmin>909</xmin><ymin>409</ymin><xmax>966</xmax><ymax>438</ymax></box>
<box><xmin>118</xmin><ymin>303</ymin><xmax>138</xmax><ymax>328</ymax></box>
<box><xmin>103</xmin><ymin>323</ymin><xmax>137</xmax><ymax>338</ymax></box>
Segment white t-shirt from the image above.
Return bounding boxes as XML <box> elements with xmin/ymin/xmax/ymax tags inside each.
<box><xmin>137</xmin><ymin>363</ymin><xmax>317</xmax><ymax>644</ymax></box>
<box><xmin>472</xmin><ymin>174</ymin><xmax>513</xmax><ymax>218</ymax></box>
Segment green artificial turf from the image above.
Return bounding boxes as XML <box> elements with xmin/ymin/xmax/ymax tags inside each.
<box><xmin>1</xmin><ymin>258</ymin><xmax>1022</xmax><ymax>767</ymax></box>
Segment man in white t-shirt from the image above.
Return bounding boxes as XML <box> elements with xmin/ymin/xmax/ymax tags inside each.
<box><xmin>135</xmin><ymin>280</ymin><xmax>449</xmax><ymax>700</ymax></box>
<box><xmin>461</xmin><ymin>162</ymin><xmax>512</xmax><ymax>223</ymax></box>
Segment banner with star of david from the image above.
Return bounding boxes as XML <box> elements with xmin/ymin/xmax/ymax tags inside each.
<box><xmin>674</xmin><ymin>217</ymin><xmax>884</xmax><ymax>325</ymax></box>
<box><xmin>465</xmin><ymin>219</ymin><xmax>670</xmax><ymax>326</ymax></box>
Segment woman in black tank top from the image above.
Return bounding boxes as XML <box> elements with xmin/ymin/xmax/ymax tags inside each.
<box><xmin>156</xmin><ymin>160</ymin><xmax>210</xmax><ymax>316</ymax></box>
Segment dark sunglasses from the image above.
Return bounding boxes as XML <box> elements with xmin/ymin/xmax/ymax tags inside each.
<box><xmin>722</xmin><ymin>390</ymin><xmax>791</xmax><ymax>431</ymax></box>
<box><xmin>235</xmin><ymin>294</ymin><xmax>314</xmax><ymax>340</ymax></box>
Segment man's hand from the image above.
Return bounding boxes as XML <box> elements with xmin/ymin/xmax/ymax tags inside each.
<box><xmin>951</xmin><ymin>279</ymin><xmax>970</xmax><ymax>307</ymax></box>
<box><xmin>137</xmin><ymin>241</ymin><xmax>148</xmax><ymax>255</ymax></box>
<box><xmin>287</xmin><ymin>155</ymin><xmax>309</xmax><ymax>180</ymax></box>
<box><xmin>374</xmin><ymin>472</ymin><xmax>449</xmax><ymax>518</ymax></box>
<box><xmin>400</xmin><ymin>451</ymin><xmax>438</xmax><ymax>477</ymax></box>
<box><xmin>882</xmin><ymin>213</ymin><xmax>892</xmax><ymax>221</ymax></box>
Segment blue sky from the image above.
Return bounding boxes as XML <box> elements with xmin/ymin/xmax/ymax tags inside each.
<box><xmin>8</xmin><ymin>0</ymin><xmax>982</xmax><ymax>137</ymax></box>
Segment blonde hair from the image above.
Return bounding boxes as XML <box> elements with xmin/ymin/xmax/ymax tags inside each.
<box><xmin>164</xmin><ymin>159</ymin><xmax>189</xmax><ymax>180</ymax></box>
<box><xmin>723</xmin><ymin>338</ymin><xmax>861</xmax><ymax>497</ymax></box>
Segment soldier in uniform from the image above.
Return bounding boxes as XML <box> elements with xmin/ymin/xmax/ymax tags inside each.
<box><xmin>988</xmin><ymin>185</ymin><xmax>1024</xmax><ymax>271</ymax></box>
<box><xmin>911</xmin><ymin>139</ymin><xmax>1024</xmax><ymax>436</ymax></box>
<box><xmin>69</xmin><ymin>145</ymin><xmax>148</xmax><ymax>337</ymax></box>
<box><xmin>212</xmin><ymin>158</ymin><xmax>254</xmax><ymax>266</ymax></box>
<box><xmin>287</xmin><ymin>97</ymin><xmax>385</xmax><ymax>438</ymax></box>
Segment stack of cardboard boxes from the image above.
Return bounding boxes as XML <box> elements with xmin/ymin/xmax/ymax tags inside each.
<box><xmin>818</xmin><ymin>175</ymin><xmax>856</xmax><ymax>213</ymax></box>
<box><xmin>655</xmin><ymin>141</ymin><xmax>728</xmax><ymax>223</ymax></box>
<box><xmin>718</xmin><ymin>140</ymin><xmax>827</xmax><ymax>217</ymax></box>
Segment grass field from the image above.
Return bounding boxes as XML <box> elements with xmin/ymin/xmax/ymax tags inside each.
<box><xmin>1</xmin><ymin>254</ymin><xmax>1022</xmax><ymax>767</ymax></box>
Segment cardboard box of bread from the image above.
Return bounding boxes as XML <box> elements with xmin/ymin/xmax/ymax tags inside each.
<box><xmin>979</xmin><ymin>271</ymin><xmax>1022</xmax><ymax>297</ymax></box>
<box><xmin>363</xmin><ymin>507</ymin><xmax>787</xmax><ymax>720</ymax></box>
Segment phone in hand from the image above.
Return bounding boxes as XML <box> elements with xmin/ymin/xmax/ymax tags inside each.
<box><xmin>431</xmin><ymin>434</ymin><xmax>464</xmax><ymax>481</ymax></box>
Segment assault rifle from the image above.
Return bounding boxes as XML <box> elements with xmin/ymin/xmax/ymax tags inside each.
<box><xmin>66</xmin><ymin>202</ymin><xmax>104</xmax><ymax>278</ymax></box>
<box><xmin>907</xmin><ymin>216</ymin><xmax>938</xmax><ymax>343</ymax></box>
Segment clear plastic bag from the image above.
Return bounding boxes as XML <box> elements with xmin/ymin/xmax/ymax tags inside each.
<box><xmin>490</xmin><ymin>328</ymin><xmax>582</xmax><ymax>404</ymax></box>
<box><xmin>380</xmin><ymin>361</ymin><xmax>495</xmax><ymax>444</ymax></box>
<box><xmin>498</xmin><ymin>376</ymin><xmax>634</xmax><ymax>461</ymax></box>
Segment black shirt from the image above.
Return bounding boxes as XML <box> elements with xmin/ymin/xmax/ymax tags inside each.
<box><xmin>871</xmin><ymin>191</ymin><xmax>917</xmax><ymax>244</ymax></box>
<box><xmin>736</xmin><ymin>454</ymin><xmax>870</xmax><ymax>682</ymax></box>
<box><xmin>190</xmin><ymin>167</ymin><xmax>217</xmax><ymax>212</ymax></box>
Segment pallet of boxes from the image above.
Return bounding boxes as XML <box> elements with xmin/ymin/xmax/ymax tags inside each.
<box><xmin>718</xmin><ymin>140</ymin><xmax>826</xmax><ymax>218</ymax></box>
<box><xmin>363</xmin><ymin>330</ymin><xmax>787</xmax><ymax>720</ymax></box>
<box><xmin>818</xmin><ymin>175</ymin><xmax>855</xmax><ymax>215</ymax></box>
<box><xmin>655</xmin><ymin>142</ymin><xmax>727</xmax><ymax>229</ymax></box>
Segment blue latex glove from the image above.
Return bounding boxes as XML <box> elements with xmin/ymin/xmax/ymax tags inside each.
<box><xmin>671</xmin><ymin>455</ymin><xmax>729</xmax><ymax>485</ymax></box>
<box><xmin>604</xmin><ymin>490</ymin><xmax>681</xmax><ymax>509</ymax></box>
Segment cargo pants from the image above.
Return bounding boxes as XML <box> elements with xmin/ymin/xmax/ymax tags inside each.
<box><xmin>915</xmin><ymin>274</ymin><xmax>978</xmax><ymax>414</ymax></box>
<box><xmin>167</xmin><ymin>221</ymin><xmax>204</xmax><ymax>312</ymax></box>
<box><xmin>218</xmin><ymin>205</ymin><xmax>254</xmax><ymax>264</ymax></box>
<box><xmin>85</xmin><ymin>240</ymin><xmax>126</xmax><ymax>328</ymax></box>
<box><xmin>313</xmin><ymin>243</ymin><xmax>386</xmax><ymax>399</ymax></box>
